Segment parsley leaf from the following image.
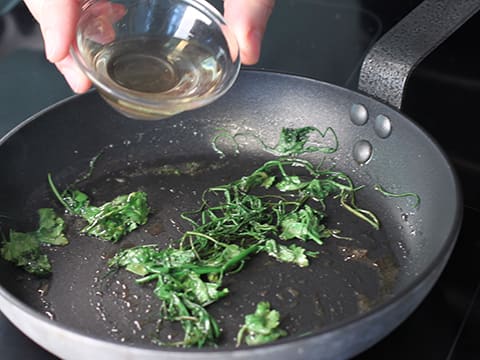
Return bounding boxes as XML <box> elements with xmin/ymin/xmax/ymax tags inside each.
<box><xmin>48</xmin><ymin>174</ymin><xmax>149</xmax><ymax>242</ymax></box>
<box><xmin>0</xmin><ymin>208</ymin><xmax>68</xmax><ymax>275</ymax></box>
<box><xmin>236</xmin><ymin>301</ymin><xmax>287</xmax><ymax>346</ymax></box>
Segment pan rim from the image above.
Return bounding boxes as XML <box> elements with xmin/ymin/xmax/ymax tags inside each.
<box><xmin>0</xmin><ymin>69</ymin><xmax>464</xmax><ymax>356</ymax></box>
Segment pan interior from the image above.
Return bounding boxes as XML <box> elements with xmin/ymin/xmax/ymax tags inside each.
<box><xmin>0</xmin><ymin>149</ymin><xmax>401</xmax><ymax>348</ymax></box>
<box><xmin>0</xmin><ymin>72</ymin><xmax>459</xmax><ymax>350</ymax></box>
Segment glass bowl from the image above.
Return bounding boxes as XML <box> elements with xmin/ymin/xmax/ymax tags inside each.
<box><xmin>71</xmin><ymin>0</ymin><xmax>240</xmax><ymax>120</ymax></box>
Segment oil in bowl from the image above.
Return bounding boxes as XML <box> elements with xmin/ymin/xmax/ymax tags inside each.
<box><xmin>72</xmin><ymin>0</ymin><xmax>240</xmax><ymax>120</ymax></box>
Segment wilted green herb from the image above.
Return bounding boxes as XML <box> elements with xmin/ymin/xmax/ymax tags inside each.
<box><xmin>264</xmin><ymin>126</ymin><xmax>338</xmax><ymax>156</ymax></box>
<box><xmin>0</xmin><ymin>208</ymin><xmax>68</xmax><ymax>275</ymax></box>
<box><xmin>373</xmin><ymin>184</ymin><xmax>421</xmax><ymax>208</ymax></box>
<box><xmin>109</xmin><ymin>149</ymin><xmax>379</xmax><ymax>347</ymax></box>
<box><xmin>262</xmin><ymin>239</ymin><xmax>317</xmax><ymax>268</ymax></box>
<box><xmin>48</xmin><ymin>174</ymin><xmax>149</xmax><ymax>242</ymax></box>
<box><xmin>212</xmin><ymin>126</ymin><xmax>338</xmax><ymax>157</ymax></box>
<box><xmin>110</xmin><ymin>244</ymin><xmax>237</xmax><ymax>347</ymax></box>
<box><xmin>236</xmin><ymin>301</ymin><xmax>287</xmax><ymax>346</ymax></box>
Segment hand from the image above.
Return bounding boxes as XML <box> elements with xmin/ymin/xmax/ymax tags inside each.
<box><xmin>23</xmin><ymin>0</ymin><xmax>90</xmax><ymax>93</ymax></box>
<box><xmin>224</xmin><ymin>0</ymin><xmax>275</xmax><ymax>65</ymax></box>
<box><xmin>23</xmin><ymin>0</ymin><xmax>275</xmax><ymax>94</ymax></box>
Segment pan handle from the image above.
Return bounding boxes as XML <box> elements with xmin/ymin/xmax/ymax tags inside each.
<box><xmin>358</xmin><ymin>0</ymin><xmax>480</xmax><ymax>110</ymax></box>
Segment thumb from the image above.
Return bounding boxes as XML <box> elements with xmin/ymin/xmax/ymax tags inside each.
<box><xmin>224</xmin><ymin>0</ymin><xmax>275</xmax><ymax>65</ymax></box>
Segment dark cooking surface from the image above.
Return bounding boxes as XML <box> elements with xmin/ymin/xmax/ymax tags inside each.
<box><xmin>1</xmin><ymin>1</ymin><xmax>480</xmax><ymax>359</ymax></box>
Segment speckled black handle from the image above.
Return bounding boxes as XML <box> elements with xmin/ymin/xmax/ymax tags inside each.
<box><xmin>358</xmin><ymin>0</ymin><xmax>480</xmax><ymax>110</ymax></box>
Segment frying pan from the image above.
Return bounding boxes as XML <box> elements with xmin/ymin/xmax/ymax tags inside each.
<box><xmin>0</xmin><ymin>1</ymin><xmax>475</xmax><ymax>359</ymax></box>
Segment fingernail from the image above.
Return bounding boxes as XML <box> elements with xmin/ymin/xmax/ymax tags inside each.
<box><xmin>44</xmin><ymin>28</ymin><xmax>59</xmax><ymax>62</ymax></box>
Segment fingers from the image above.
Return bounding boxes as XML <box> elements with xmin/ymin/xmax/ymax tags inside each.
<box><xmin>24</xmin><ymin>0</ymin><xmax>269</xmax><ymax>92</ymax></box>
<box><xmin>224</xmin><ymin>0</ymin><xmax>275</xmax><ymax>65</ymax></box>
<box><xmin>24</xmin><ymin>0</ymin><xmax>81</xmax><ymax>62</ymax></box>
<box><xmin>55</xmin><ymin>56</ymin><xmax>92</xmax><ymax>94</ymax></box>
<box><xmin>24</xmin><ymin>0</ymin><xmax>90</xmax><ymax>93</ymax></box>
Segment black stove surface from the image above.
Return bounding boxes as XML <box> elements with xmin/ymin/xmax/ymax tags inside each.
<box><xmin>1</xmin><ymin>1</ymin><xmax>480</xmax><ymax>359</ymax></box>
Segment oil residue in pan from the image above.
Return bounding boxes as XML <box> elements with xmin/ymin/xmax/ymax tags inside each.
<box><xmin>7</xmin><ymin>155</ymin><xmax>404</xmax><ymax>349</ymax></box>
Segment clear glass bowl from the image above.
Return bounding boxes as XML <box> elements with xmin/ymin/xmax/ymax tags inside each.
<box><xmin>71</xmin><ymin>0</ymin><xmax>240</xmax><ymax>120</ymax></box>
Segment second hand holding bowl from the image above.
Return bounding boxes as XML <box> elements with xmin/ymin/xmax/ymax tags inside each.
<box><xmin>71</xmin><ymin>0</ymin><xmax>240</xmax><ymax>120</ymax></box>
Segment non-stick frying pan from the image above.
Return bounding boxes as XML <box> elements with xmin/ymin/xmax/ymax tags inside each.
<box><xmin>0</xmin><ymin>1</ymin><xmax>475</xmax><ymax>359</ymax></box>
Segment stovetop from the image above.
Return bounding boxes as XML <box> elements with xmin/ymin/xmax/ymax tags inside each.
<box><xmin>1</xmin><ymin>1</ymin><xmax>480</xmax><ymax>359</ymax></box>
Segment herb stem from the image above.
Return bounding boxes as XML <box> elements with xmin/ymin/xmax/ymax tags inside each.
<box><xmin>373</xmin><ymin>184</ymin><xmax>421</xmax><ymax>208</ymax></box>
<box><xmin>47</xmin><ymin>173</ymin><xmax>74</xmax><ymax>213</ymax></box>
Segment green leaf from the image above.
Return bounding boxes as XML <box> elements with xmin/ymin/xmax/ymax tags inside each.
<box><xmin>236</xmin><ymin>301</ymin><xmax>287</xmax><ymax>346</ymax></box>
<box><xmin>24</xmin><ymin>254</ymin><xmax>52</xmax><ymax>275</ymax></box>
<box><xmin>302</xmin><ymin>178</ymin><xmax>336</xmax><ymax>200</ymax></box>
<box><xmin>275</xmin><ymin>175</ymin><xmax>306</xmax><ymax>192</ymax></box>
<box><xmin>262</xmin><ymin>239</ymin><xmax>316</xmax><ymax>267</ymax></box>
<box><xmin>264</xmin><ymin>126</ymin><xmax>338</xmax><ymax>156</ymax></box>
<box><xmin>59</xmin><ymin>190</ymin><xmax>150</xmax><ymax>242</ymax></box>
<box><xmin>151</xmin><ymin>273</ymin><xmax>222</xmax><ymax>347</ymax></box>
<box><xmin>37</xmin><ymin>208</ymin><xmax>68</xmax><ymax>245</ymax></box>
<box><xmin>237</xmin><ymin>171</ymin><xmax>275</xmax><ymax>192</ymax></box>
<box><xmin>279</xmin><ymin>205</ymin><xmax>328</xmax><ymax>245</ymax></box>
<box><xmin>109</xmin><ymin>246</ymin><xmax>196</xmax><ymax>276</ymax></box>
<box><xmin>0</xmin><ymin>209</ymin><xmax>68</xmax><ymax>275</ymax></box>
<box><xmin>1</xmin><ymin>230</ymin><xmax>41</xmax><ymax>264</ymax></box>
<box><xmin>183</xmin><ymin>272</ymin><xmax>229</xmax><ymax>305</ymax></box>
